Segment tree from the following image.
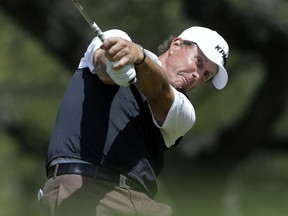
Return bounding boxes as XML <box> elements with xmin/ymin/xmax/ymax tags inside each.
<box><xmin>1</xmin><ymin>0</ymin><xmax>287</xmax><ymax>165</ymax></box>
<box><xmin>182</xmin><ymin>0</ymin><xmax>288</xmax><ymax>163</ymax></box>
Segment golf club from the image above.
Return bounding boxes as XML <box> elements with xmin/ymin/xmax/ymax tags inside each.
<box><xmin>70</xmin><ymin>0</ymin><xmax>136</xmax><ymax>84</ymax></box>
<box><xmin>71</xmin><ymin>0</ymin><xmax>106</xmax><ymax>42</ymax></box>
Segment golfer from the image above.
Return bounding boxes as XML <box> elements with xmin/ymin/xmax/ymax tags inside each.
<box><xmin>38</xmin><ymin>26</ymin><xmax>229</xmax><ymax>216</ymax></box>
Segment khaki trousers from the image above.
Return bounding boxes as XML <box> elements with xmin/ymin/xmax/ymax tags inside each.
<box><xmin>39</xmin><ymin>174</ymin><xmax>172</xmax><ymax>216</ymax></box>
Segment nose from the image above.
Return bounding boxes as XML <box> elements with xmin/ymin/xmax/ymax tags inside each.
<box><xmin>191</xmin><ymin>71</ymin><xmax>200</xmax><ymax>80</ymax></box>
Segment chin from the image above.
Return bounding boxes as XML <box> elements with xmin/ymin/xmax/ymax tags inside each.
<box><xmin>171</xmin><ymin>84</ymin><xmax>185</xmax><ymax>93</ymax></box>
<box><xmin>173</xmin><ymin>79</ymin><xmax>194</xmax><ymax>92</ymax></box>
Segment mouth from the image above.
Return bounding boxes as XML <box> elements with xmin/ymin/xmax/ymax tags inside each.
<box><xmin>179</xmin><ymin>72</ymin><xmax>192</xmax><ymax>89</ymax></box>
<box><xmin>171</xmin><ymin>72</ymin><xmax>195</xmax><ymax>92</ymax></box>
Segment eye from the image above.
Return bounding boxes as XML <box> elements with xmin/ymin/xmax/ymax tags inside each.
<box><xmin>195</xmin><ymin>56</ymin><xmax>204</xmax><ymax>67</ymax></box>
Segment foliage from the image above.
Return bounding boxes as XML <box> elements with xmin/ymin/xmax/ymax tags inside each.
<box><xmin>0</xmin><ymin>12</ymin><xmax>70</xmax><ymax>215</ymax></box>
<box><xmin>0</xmin><ymin>0</ymin><xmax>287</xmax><ymax>215</ymax></box>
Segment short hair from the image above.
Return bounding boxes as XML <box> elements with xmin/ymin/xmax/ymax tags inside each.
<box><xmin>157</xmin><ymin>36</ymin><xmax>196</xmax><ymax>55</ymax></box>
<box><xmin>157</xmin><ymin>35</ymin><xmax>176</xmax><ymax>55</ymax></box>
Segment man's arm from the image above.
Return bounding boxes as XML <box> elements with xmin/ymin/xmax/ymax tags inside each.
<box><xmin>92</xmin><ymin>34</ymin><xmax>194</xmax><ymax>147</ymax></box>
<box><xmin>99</xmin><ymin>37</ymin><xmax>175</xmax><ymax>126</ymax></box>
<box><xmin>134</xmin><ymin>56</ymin><xmax>174</xmax><ymax>126</ymax></box>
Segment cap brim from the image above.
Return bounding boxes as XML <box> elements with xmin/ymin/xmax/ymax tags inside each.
<box><xmin>212</xmin><ymin>65</ymin><xmax>228</xmax><ymax>90</ymax></box>
<box><xmin>194</xmin><ymin>43</ymin><xmax>228</xmax><ymax>90</ymax></box>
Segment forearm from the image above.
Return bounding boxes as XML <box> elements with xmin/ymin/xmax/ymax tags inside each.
<box><xmin>135</xmin><ymin>56</ymin><xmax>170</xmax><ymax>99</ymax></box>
<box><xmin>135</xmin><ymin>55</ymin><xmax>174</xmax><ymax>125</ymax></box>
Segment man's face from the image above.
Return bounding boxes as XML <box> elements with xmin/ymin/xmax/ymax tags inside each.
<box><xmin>164</xmin><ymin>38</ymin><xmax>218</xmax><ymax>92</ymax></box>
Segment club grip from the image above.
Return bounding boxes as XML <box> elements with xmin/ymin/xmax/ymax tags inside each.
<box><xmin>91</xmin><ymin>22</ymin><xmax>106</xmax><ymax>42</ymax></box>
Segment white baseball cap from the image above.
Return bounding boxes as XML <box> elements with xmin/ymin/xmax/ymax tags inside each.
<box><xmin>178</xmin><ymin>26</ymin><xmax>229</xmax><ymax>90</ymax></box>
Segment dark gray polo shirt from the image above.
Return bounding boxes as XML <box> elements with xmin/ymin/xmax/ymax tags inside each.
<box><xmin>46</xmin><ymin>68</ymin><xmax>172</xmax><ymax>197</ymax></box>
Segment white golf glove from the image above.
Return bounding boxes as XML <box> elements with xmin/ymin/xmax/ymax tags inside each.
<box><xmin>106</xmin><ymin>61</ymin><xmax>137</xmax><ymax>87</ymax></box>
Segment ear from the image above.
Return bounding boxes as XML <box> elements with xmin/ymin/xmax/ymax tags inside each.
<box><xmin>169</xmin><ymin>38</ymin><xmax>182</xmax><ymax>53</ymax></box>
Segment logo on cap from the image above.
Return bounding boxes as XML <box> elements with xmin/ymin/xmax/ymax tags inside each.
<box><xmin>215</xmin><ymin>45</ymin><xmax>228</xmax><ymax>66</ymax></box>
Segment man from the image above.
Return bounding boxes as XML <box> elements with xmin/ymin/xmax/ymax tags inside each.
<box><xmin>38</xmin><ymin>26</ymin><xmax>229</xmax><ymax>216</ymax></box>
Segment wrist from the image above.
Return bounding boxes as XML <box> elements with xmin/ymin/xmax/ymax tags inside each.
<box><xmin>134</xmin><ymin>45</ymin><xmax>146</xmax><ymax>65</ymax></box>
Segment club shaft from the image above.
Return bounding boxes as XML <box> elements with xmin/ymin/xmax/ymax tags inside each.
<box><xmin>72</xmin><ymin>0</ymin><xmax>106</xmax><ymax>41</ymax></box>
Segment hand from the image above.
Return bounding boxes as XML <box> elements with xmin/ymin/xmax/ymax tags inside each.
<box><xmin>101</xmin><ymin>37</ymin><xmax>144</xmax><ymax>69</ymax></box>
<box><xmin>106</xmin><ymin>61</ymin><xmax>137</xmax><ymax>87</ymax></box>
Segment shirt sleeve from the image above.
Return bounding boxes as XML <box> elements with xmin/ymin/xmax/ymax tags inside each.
<box><xmin>78</xmin><ymin>29</ymin><xmax>133</xmax><ymax>72</ymax></box>
<box><xmin>151</xmin><ymin>87</ymin><xmax>196</xmax><ymax>148</ymax></box>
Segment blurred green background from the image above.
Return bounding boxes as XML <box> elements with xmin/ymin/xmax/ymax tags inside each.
<box><xmin>1</xmin><ymin>0</ymin><xmax>288</xmax><ymax>215</ymax></box>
